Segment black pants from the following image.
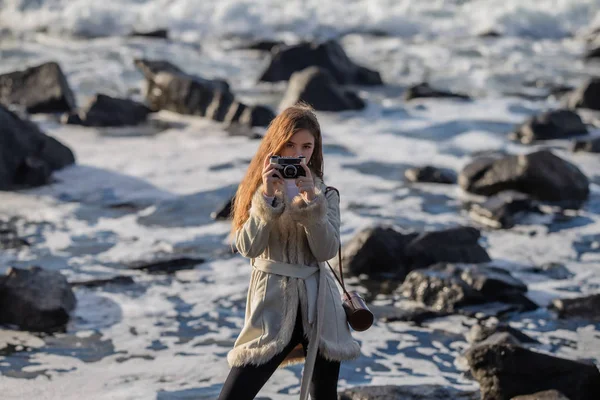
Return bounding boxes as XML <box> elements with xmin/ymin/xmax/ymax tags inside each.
<box><xmin>218</xmin><ymin>308</ymin><xmax>341</xmax><ymax>400</ymax></box>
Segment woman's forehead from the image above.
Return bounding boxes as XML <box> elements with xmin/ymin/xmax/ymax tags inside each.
<box><xmin>289</xmin><ymin>129</ymin><xmax>315</xmax><ymax>143</ymax></box>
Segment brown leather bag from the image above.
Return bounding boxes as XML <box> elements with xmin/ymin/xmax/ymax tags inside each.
<box><xmin>325</xmin><ymin>186</ymin><xmax>374</xmax><ymax>332</ymax></box>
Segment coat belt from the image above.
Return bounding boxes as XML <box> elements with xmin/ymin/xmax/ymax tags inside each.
<box><xmin>251</xmin><ymin>258</ymin><xmax>326</xmax><ymax>400</ymax></box>
<box><xmin>252</xmin><ymin>258</ymin><xmax>318</xmax><ymax>279</ymax></box>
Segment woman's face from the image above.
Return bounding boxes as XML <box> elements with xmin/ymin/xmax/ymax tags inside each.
<box><xmin>279</xmin><ymin>129</ymin><xmax>315</xmax><ymax>163</ymax></box>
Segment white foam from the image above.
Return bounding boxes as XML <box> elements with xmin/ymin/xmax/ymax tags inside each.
<box><xmin>1</xmin><ymin>0</ymin><xmax>599</xmax><ymax>39</ymax></box>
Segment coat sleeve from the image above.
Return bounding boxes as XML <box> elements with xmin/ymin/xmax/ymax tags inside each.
<box><xmin>288</xmin><ymin>186</ymin><xmax>340</xmax><ymax>262</ymax></box>
<box><xmin>235</xmin><ymin>187</ymin><xmax>285</xmax><ymax>258</ymax></box>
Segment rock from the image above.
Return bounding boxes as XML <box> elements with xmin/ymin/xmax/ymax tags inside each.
<box><xmin>0</xmin><ymin>219</ymin><xmax>29</xmax><ymax>249</ymax></box>
<box><xmin>338</xmin><ymin>384</ymin><xmax>479</xmax><ymax>400</ymax></box>
<box><xmin>478</xmin><ymin>30</ymin><xmax>502</xmax><ymax>38</ymax></box>
<box><xmin>62</xmin><ymin>113</ymin><xmax>83</xmax><ymax>125</ymax></box>
<box><xmin>567</xmin><ymin>78</ymin><xmax>600</xmax><ymax>111</ymax></box>
<box><xmin>126</xmin><ymin>256</ymin><xmax>205</xmax><ymax>274</ymax></box>
<box><xmin>550</xmin><ymin>293</ymin><xmax>600</xmax><ymax>321</ymax></box>
<box><xmin>134</xmin><ymin>59</ymin><xmax>186</xmax><ymax>79</ymax></box>
<box><xmin>338</xmin><ymin>226</ymin><xmax>417</xmax><ymax>279</ymax></box>
<box><xmin>279</xmin><ymin>67</ymin><xmax>365</xmax><ymax>112</ymax></box>
<box><xmin>69</xmin><ymin>276</ymin><xmax>135</xmax><ymax>288</ymax></box>
<box><xmin>0</xmin><ymin>266</ymin><xmax>77</xmax><ymax>331</ymax></box>
<box><xmin>338</xmin><ymin>226</ymin><xmax>490</xmax><ymax>280</ymax></box>
<box><xmin>510</xmin><ymin>110</ymin><xmax>588</xmax><ymax>144</ymax></box>
<box><xmin>472</xmin><ymin>331</ymin><xmax>524</xmax><ymax>347</ymax></box>
<box><xmin>584</xmin><ymin>46</ymin><xmax>600</xmax><ymax>60</ymax></box>
<box><xmin>522</xmin><ymin>263</ymin><xmax>574</xmax><ymax>280</ymax></box>
<box><xmin>236</xmin><ymin>39</ymin><xmax>284</xmax><ymax>52</ymax></box>
<box><xmin>469</xmin><ymin>191</ymin><xmax>543</xmax><ymax>229</ymax></box>
<box><xmin>135</xmin><ymin>59</ymin><xmax>274</xmax><ymax>127</ymax></box>
<box><xmin>0</xmin><ymin>62</ymin><xmax>76</xmax><ymax>114</ymax></box>
<box><xmin>459</xmin><ymin>150</ymin><xmax>590</xmax><ymax>208</ymax></box>
<box><xmin>0</xmin><ymin>103</ymin><xmax>75</xmax><ymax>189</ymax></box>
<box><xmin>224</xmin><ymin>123</ymin><xmax>264</xmax><ymax>139</ymax></box>
<box><xmin>259</xmin><ymin>40</ymin><xmax>382</xmax><ymax>85</ymax></box>
<box><xmin>404</xmin><ymin>82</ymin><xmax>471</xmax><ymax>101</ymax></box>
<box><xmin>548</xmin><ymin>85</ymin><xmax>576</xmax><ymax>99</ymax></box>
<box><xmin>63</xmin><ymin>94</ymin><xmax>152</xmax><ymax>127</ymax></box>
<box><xmin>467</xmin><ymin>322</ymin><xmax>538</xmax><ymax>344</ymax></box>
<box><xmin>404</xmin><ymin>227</ymin><xmax>491</xmax><ymax>269</ymax></box>
<box><xmin>460</xmin><ymin>301</ymin><xmax>527</xmax><ymax>319</ymax></box>
<box><xmin>572</xmin><ymin>136</ymin><xmax>600</xmax><ymax>153</ymax></box>
<box><xmin>401</xmin><ymin>263</ymin><xmax>536</xmax><ymax>312</ymax></box>
<box><xmin>404</xmin><ymin>165</ymin><xmax>457</xmax><ymax>184</ymax></box>
<box><xmin>238</xmin><ymin>104</ymin><xmax>276</xmax><ymax>128</ymax></box>
<box><xmin>211</xmin><ymin>196</ymin><xmax>234</xmax><ymax>220</ymax></box>
<box><xmin>371</xmin><ymin>304</ymin><xmax>450</xmax><ymax>324</ymax></box>
<box><xmin>128</xmin><ymin>29</ymin><xmax>168</xmax><ymax>39</ymax></box>
<box><xmin>511</xmin><ymin>390</ymin><xmax>570</xmax><ymax>400</ymax></box>
<box><xmin>466</xmin><ymin>342</ymin><xmax>600</xmax><ymax>400</ymax></box>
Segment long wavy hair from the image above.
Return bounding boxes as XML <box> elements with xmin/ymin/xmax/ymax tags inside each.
<box><xmin>231</xmin><ymin>104</ymin><xmax>323</xmax><ymax>234</ymax></box>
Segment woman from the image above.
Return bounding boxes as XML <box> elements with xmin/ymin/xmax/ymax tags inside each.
<box><xmin>219</xmin><ymin>104</ymin><xmax>361</xmax><ymax>400</ymax></box>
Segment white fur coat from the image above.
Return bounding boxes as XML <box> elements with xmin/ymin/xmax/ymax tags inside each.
<box><xmin>228</xmin><ymin>176</ymin><xmax>361</xmax><ymax>368</ymax></box>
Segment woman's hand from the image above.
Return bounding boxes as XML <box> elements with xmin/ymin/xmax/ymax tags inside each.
<box><xmin>262</xmin><ymin>154</ymin><xmax>284</xmax><ymax>197</ymax></box>
<box><xmin>297</xmin><ymin>162</ymin><xmax>315</xmax><ymax>202</ymax></box>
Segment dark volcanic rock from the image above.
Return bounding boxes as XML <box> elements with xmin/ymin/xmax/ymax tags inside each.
<box><xmin>63</xmin><ymin>94</ymin><xmax>152</xmax><ymax>127</ymax></box>
<box><xmin>129</xmin><ymin>29</ymin><xmax>169</xmax><ymax>39</ymax></box>
<box><xmin>572</xmin><ymin>136</ymin><xmax>600</xmax><ymax>153</ymax></box>
<box><xmin>338</xmin><ymin>226</ymin><xmax>416</xmax><ymax>278</ymax></box>
<box><xmin>466</xmin><ymin>343</ymin><xmax>600</xmax><ymax>400</ymax></box>
<box><xmin>478</xmin><ymin>30</ymin><xmax>502</xmax><ymax>38</ymax></box>
<box><xmin>371</xmin><ymin>304</ymin><xmax>450</xmax><ymax>324</ymax></box>
<box><xmin>404</xmin><ymin>165</ymin><xmax>457</xmax><ymax>184</ymax></box>
<box><xmin>585</xmin><ymin>46</ymin><xmax>600</xmax><ymax>60</ymax></box>
<box><xmin>467</xmin><ymin>322</ymin><xmax>538</xmax><ymax>344</ymax></box>
<box><xmin>127</xmin><ymin>256</ymin><xmax>205</xmax><ymax>274</ymax></box>
<box><xmin>522</xmin><ymin>263</ymin><xmax>574</xmax><ymax>280</ymax></box>
<box><xmin>550</xmin><ymin>293</ymin><xmax>600</xmax><ymax>321</ymax></box>
<box><xmin>0</xmin><ymin>266</ymin><xmax>77</xmax><ymax>331</ymax></box>
<box><xmin>338</xmin><ymin>226</ymin><xmax>490</xmax><ymax>280</ymax></box>
<box><xmin>135</xmin><ymin>59</ymin><xmax>274</xmax><ymax>127</ymax></box>
<box><xmin>470</xmin><ymin>331</ymin><xmax>524</xmax><ymax>348</ymax></box>
<box><xmin>70</xmin><ymin>276</ymin><xmax>135</xmax><ymax>288</ymax></box>
<box><xmin>0</xmin><ymin>103</ymin><xmax>75</xmax><ymax>189</ymax></box>
<box><xmin>339</xmin><ymin>384</ymin><xmax>479</xmax><ymax>400</ymax></box>
<box><xmin>134</xmin><ymin>59</ymin><xmax>187</xmax><ymax>79</ymax></box>
<box><xmin>401</xmin><ymin>263</ymin><xmax>536</xmax><ymax>312</ymax></box>
<box><xmin>236</xmin><ymin>39</ymin><xmax>284</xmax><ymax>52</ymax></box>
<box><xmin>0</xmin><ymin>219</ymin><xmax>29</xmax><ymax>249</ymax></box>
<box><xmin>511</xmin><ymin>109</ymin><xmax>588</xmax><ymax>144</ymax></box>
<box><xmin>469</xmin><ymin>191</ymin><xmax>543</xmax><ymax>229</ymax></box>
<box><xmin>259</xmin><ymin>40</ymin><xmax>382</xmax><ymax>85</ymax></box>
<box><xmin>459</xmin><ymin>150</ymin><xmax>590</xmax><ymax>208</ymax></box>
<box><xmin>404</xmin><ymin>82</ymin><xmax>471</xmax><ymax>101</ymax></box>
<box><xmin>567</xmin><ymin>78</ymin><xmax>600</xmax><ymax>110</ymax></box>
<box><xmin>404</xmin><ymin>227</ymin><xmax>491</xmax><ymax>269</ymax></box>
<box><xmin>511</xmin><ymin>390</ymin><xmax>570</xmax><ymax>400</ymax></box>
<box><xmin>236</xmin><ymin>104</ymin><xmax>275</xmax><ymax>128</ymax></box>
<box><xmin>211</xmin><ymin>196</ymin><xmax>234</xmax><ymax>220</ymax></box>
<box><xmin>0</xmin><ymin>62</ymin><xmax>76</xmax><ymax>113</ymax></box>
<box><xmin>279</xmin><ymin>67</ymin><xmax>365</xmax><ymax>111</ymax></box>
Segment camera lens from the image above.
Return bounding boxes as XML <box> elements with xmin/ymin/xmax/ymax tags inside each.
<box><xmin>283</xmin><ymin>165</ymin><xmax>297</xmax><ymax>178</ymax></box>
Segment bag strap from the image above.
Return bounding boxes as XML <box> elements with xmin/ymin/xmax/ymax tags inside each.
<box><xmin>324</xmin><ymin>186</ymin><xmax>350</xmax><ymax>298</ymax></box>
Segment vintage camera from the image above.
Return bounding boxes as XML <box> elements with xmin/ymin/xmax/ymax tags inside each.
<box><xmin>270</xmin><ymin>155</ymin><xmax>307</xmax><ymax>179</ymax></box>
